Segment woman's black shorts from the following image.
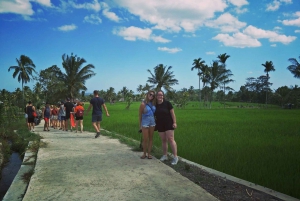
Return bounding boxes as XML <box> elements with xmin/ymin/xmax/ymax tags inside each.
<box><xmin>156</xmin><ymin>121</ymin><xmax>174</xmax><ymax>132</ymax></box>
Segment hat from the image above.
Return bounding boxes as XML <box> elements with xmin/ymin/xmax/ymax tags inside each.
<box><xmin>28</xmin><ymin>101</ymin><xmax>32</xmax><ymax>104</ymax></box>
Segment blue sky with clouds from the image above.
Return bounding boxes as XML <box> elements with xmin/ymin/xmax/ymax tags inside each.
<box><xmin>0</xmin><ymin>0</ymin><xmax>299</xmax><ymax>94</ymax></box>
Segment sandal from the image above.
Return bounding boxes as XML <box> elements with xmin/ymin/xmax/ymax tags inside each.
<box><xmin>148</xmin><ymin>155</ymin><xmax>153</xmax><ymax>159</ymax></box>
<box><xmin>140</xmin><ymin>155</ymin><xmax>147</xmax><ymax>159</ymax></box>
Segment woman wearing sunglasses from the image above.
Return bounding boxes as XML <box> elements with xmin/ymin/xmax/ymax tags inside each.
<box><xmin>139</xmin><ymin>90</ymin><xmax>156</xmax><ymax>159</ymax></box>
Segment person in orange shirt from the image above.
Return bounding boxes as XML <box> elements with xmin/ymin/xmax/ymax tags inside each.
<box><xmin>74</xmin><ymin>101</ymin><xmax>84</xmax><ymax>133</ymax></box>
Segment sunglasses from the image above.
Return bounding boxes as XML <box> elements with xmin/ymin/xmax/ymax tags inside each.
<box><xmin>148</xmin><ymin>93</ymin><xmax>154</xmax><ymax>97</ymax></box>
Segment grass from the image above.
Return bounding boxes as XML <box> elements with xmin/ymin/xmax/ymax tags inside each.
<box><xmin>81</xmin><ymin>101</ymin><xmax>300</xmax><ymax>199</ymax></box>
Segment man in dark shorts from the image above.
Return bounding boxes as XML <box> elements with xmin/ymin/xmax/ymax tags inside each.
<box><xmin>86</xmin><ymin>90</ymin><xmax>110</xmax><ymax>138</ymax></box>
<box><xmin>64</xmin><ymin>98</ymin><xmax>74</xmax><ymax>131</ymax></box>
<box><xmin>26</xmin><ymin>101</ymin><xmax>36</xmax><ymax>132</ymax></box>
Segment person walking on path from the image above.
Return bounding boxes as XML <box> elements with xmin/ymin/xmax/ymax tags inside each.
<box><xmin>51</xmin><ymin>105</ymin><xmax>58</xmax><ymax>129</ymax></box>
<box><xmin>42</xmin><ymin>102</ymin><xmax>51</xmax><ymax>131</ymax></box>
<box><xmin>139</xmin><ymin>90</ymin><xmax>156</xmax><ymax>159</ymax></box>
<box><xmin>58</xmin><ymin>101</ymin><xmax>66</xmax><ymax>131</ymax></box>
<box><xmin>74</xmin><ymin>101</ymin><xmax>84</xmax><ymax>133</ymax></box>
<box><xmin>64</xmin><ymin>98</ymin><xmax>74</xmax><ymax>131</ymax></box>
<box><xmin>26</xmin><ymin>101</ymin><xmax>36</xmax><ymax>131</ymax></box>
<box><xmin>86</xmin><ymin>90</ymin><xmax>110</xmax><ymax>138</ymax></box>
<box><xmin>155</xmin><ymin>90</ymin><xmax>178</xmax><ymax>165</ymax></box>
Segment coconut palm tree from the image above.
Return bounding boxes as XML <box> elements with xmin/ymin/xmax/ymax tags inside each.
<box><xmin>217</xmin><ymin>53</ymin><xmax>234</xmax><ymax>108</ymax></box>
<box><xmin>8</xmin><ymin>55</ymin><xmax>36</xmax><ymax>106</ymax></box>
<box><xmin>206</xmin><ymin>61</ymin><xmax>230</xmax><ymax>108</ymax></box>
<box><xmin>106</xmin><ymin>87</ymin><xmax>115</xmax><ymax>103</ymax></box>
<box><xmin>287</xmin><ymin>55</ymin><xmax>300</xmax><ymax>79</ymax></box>
<box><xmin>191</xmin><ymin>58</ymin><xmax>206</xmax><ymax>106</ymax></box>
<box><xmin>147</xmin><ymin>64</ymin><xmax>178</xmax><ymax>92</ymax></box>
<box><xmin>262</xmin><ymin>61</ymin><xmax>275</xmax><ymax>105</ymax></box>
<box><xmin>60</xmin><ymin>53</ymin><xmax>96</xmax><ymax>100</ymax></box>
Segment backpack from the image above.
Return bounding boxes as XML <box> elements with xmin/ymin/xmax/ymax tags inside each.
<box><xmin>76</xmin><ymin>108</ymin><xmax>84</xmax><ymax>117</ymax></box>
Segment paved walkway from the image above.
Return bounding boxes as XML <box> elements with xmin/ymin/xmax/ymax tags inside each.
<box><xmin>22</xmin><ymin>121</ymin><xmax>218</xmax><ymax>201</ymax></box>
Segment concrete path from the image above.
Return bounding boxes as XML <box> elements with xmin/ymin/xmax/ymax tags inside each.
<box><xmin>23</xmin><ymin>122</ymin><xmax>218</xmax><ymax>201</ymax></box>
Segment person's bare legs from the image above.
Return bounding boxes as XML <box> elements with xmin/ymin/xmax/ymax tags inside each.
<box><xmin>141</xmin><ymin>127</ymin><xmax>149</xmax><ymax>158</ymax></box>
<box><xmin>166</xmin><ymin>130</ymin><xmax>177</xmax><ymax>157</ymax></box>
<box><xmin>147</xmin><ymin>126</ymin><xmax>155</xmax><ymax>157</ymax></box>
<box><xmin>92</xmin><ymin>122</ymin><xmax>100</xmax><ymax>132</ymax></box>
<box><xmin>80</xmin><ymin>120</ymin><xmax>83</xmax><ymax>132</ymax></box>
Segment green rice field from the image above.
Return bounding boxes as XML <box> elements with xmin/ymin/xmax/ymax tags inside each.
<box><xmin>82</xmin><ymin>101</ymin><xmax>300</xmax><ymax>199</ymax></box>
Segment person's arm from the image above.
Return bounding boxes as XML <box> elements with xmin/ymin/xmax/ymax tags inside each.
<box><xmin>170</xmin><ymin>109</ymin><xmax>177</xmax><ymax>129</ymax></box>
<box><xmin>102</xmin><ymin>103</ymin><xmax>110</xmax><ymax>117</ymax></box>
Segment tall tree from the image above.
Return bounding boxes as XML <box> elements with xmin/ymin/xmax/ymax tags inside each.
<box><xmin>147</xmin><ymin>64</ymin><xmax>178</xmax><ymax>91</ymax></box>
<box><xmin>217</xmin><ymin>53</ymin><xmax>234</xmax><ymax>108</ymax></box>
<box><xmin>206</xmin><ymin>61</ymin><xmax>230</xmax><ymax>108</ymax></box>
<box><xmin>262</xmin><ymin>61</ymin><xmax>275</xmax><ymax>106</ymax></box>
<box><xmin>8</xmin><ymin>55</ymin><xmax>36</xmax><ymax>106</ymax></box>
<box><xmin>191</xmin><ymin>58</ymin><xmax>206</xmax><ymax>107</ymax></box>
<box><xmin>287</xmin><ymin>55</ymin><xmax>300</xmax><ymax>79</ymax></box>
<box><xmin>60</xmin><ymin>53</ymin><xmax>96</xmax><ymax>100</ymax></box>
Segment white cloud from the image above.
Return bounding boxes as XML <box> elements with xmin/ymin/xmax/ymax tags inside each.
<box><xmin>84</xmin><ymin>14</ymin><xmax>102</xmax><ymax>24</ymax></box>
<box><xmin>247</xmin><ymin>71</ymin><xmax>253</xmax><ymax>74</ymax></box>
<box><xmin>100</xmin><ymin>2</ymin><xmax>121</xmax><ymax>22</ymax></box>
<box><xmin>0</xmin><ymin>0</ymin><xmax>34</xmax><ymax>15</ymax></box>
<box><xmin>266</xmin><ymin>0</ymin><xmax>292</xmax><ymax>11</ymax></box>
<box><xmin>271</xmin><ymin>44</ymin><xmax>277</xmax><ymax>47</ymax></box>
<box><xmin>102</xmin><ymin>9</ymin><xmax>120</xmax><ymax>22</ymax></box>
<box><xmin>32</xmin><ymin>0</ymin><xmax>52</xmax><ymax>7</ymax></box>
<box><xmin>112</xmin><ymin>0</ymin><xmax>228</xmax><ymax>32</ymax></box>
<box><xmin>227</xmin><ymin>0</ymin><xmax>249</xmax><ymax>7</ymax></box>
<box><xmin>205</xmin><ymin>13</ymin><xmax>247</xmax><ymax>33</ymax></box>
<box><xmin>158</xmin><ymin>47</ymin><xmax>182</xmax><ymax>53</ymax></box>
<box><xmin>113</xmin><ymin>26</ymin><xmax>170</xmax><ymax>43</ymax></box>
<box><xmin>281</xmin><ymin>12</ymin><xmax>300</xmax><ymax>27</ymax></box>
<box><xmin>206</xmin><ymin>51</ymin><xmax>215</xmax><ymax>55</ymax></box>
<box><xmin>58</xmin><ymin>24</ymin><xmax>77</xmax><ymax>32</ymax></box>
<box><xmin>295</xmin><ymin>30</ymin><xmax>300</xmax><ymax>33</ymax></box>
<box><xmin>266</xmin><ymin>0</ymin><xmax>281</xmax><ymax>11</ymax></box>
<box><xmin>70</xmin><ymin>0</ymin><xmax>101</xmax><ymax>12</ymax></box>
<box><xmin>213</xmin><ymin>32</ymin><xmax>261</xmax><ymax>48</ymax></box>
<box><xmin>243</xmin><ymin>25</ymin><xmax>296</xmax><ymax>44</ymax></box>
<box><xmin>151</xmin><ymin>36</ymin><xmax>171</xmax><ymax>43</ymax></box>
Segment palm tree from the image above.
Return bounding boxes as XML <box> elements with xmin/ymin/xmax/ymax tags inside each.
<box><xmin>206</xmin><ymin>61</ymin><xmax>230</xmax><ymax>108</ymax></box>
<box><xmin>191</xmin><ymin>58</ymin><xmax>206</xmax><ymax>106</ymax></box>
<box><xmin>60</xmin><ymin>53</ymin><xmax>96</xmax><ymax>100</ymax></box>
<box><xmin>106</xmin><ymin>87</ymin><xmax>115</xmax><ymax>103</ymax></box>
<box><xmin>8</xmin><ymin>55</ymin><xmax>36</xmax><ymax>106</ymax></box>
<box><xmin>262</xmin><ymin>61</ymin><xmax>275</xmax><ymax>106</ymax></box>
<box><xmin>287</xmin><ymin>55</ymin><xmax>300</xmax><ymax>79</ymax></box>
<box><xmin>217</xmin><ymin>53</ymin><xmax>234</xmax><ymax>108</ymax></box>
<box><xmin>147</xmin><ymin>64</ymin><xmax>178</xmax><ymax>91</ymax></box>
<box><xmin>120</xmin><ymin>86</ymin><xmax>128</xmax><ymax>101</ymax></box>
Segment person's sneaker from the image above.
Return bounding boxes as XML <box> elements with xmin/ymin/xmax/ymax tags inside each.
<box><xmin>160</xmin><ymin>155</ymin><xmax>168</xmax><ymax>161</ymax></box>
<box><xmin>95</xmin><ymin>132</ymin><xmax>100</xmax><ymax>138</ymax></box>
<box><xmin>171</xmin><ymin>157</ymin><xmax>179</xmax><ymax>165</ymax></box>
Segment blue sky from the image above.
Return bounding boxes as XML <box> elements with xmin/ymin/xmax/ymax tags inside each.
<box><xmin>0</xmin><ymin>0</ymin><xmax>299</xmax><ymax>94</ymax></box>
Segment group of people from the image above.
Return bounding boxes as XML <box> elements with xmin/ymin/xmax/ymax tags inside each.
<box><xmin>25</xmin><ymin>89</ymin><xmax>178</xmax><ymax>165</ymax></box>
<box><xmin>139</xmin><ymin>90</ymin><xmax>178</xmax><ymax>165</ymax></box>
<box><xmin>24</xmin><ymin>90</ymin><xmax>110</xmax><ymax>138</ymax></box>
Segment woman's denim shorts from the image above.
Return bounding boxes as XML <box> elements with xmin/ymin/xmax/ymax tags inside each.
<box><xmin>141</xmin><ymin>115</ymin><xmax>156</xmax><ymax>128</ymax></box>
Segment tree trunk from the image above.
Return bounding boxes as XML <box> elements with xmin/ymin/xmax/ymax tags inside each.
<box><xmin>198</xmin><ymin>71</ymin><xmax>201</xmax><ymax>108</ymax></box>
